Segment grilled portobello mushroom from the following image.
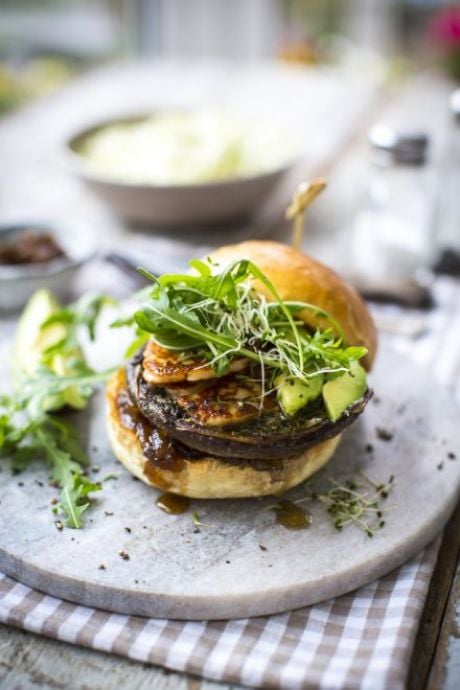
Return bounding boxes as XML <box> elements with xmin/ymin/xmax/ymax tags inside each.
<box><xmin>126</xmin><ymin>349</ymin><xmax>372</xmax><ymax>461</ymax></box>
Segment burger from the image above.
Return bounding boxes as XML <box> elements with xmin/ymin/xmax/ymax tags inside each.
<box><xmin>106</xmin><ymin>241</ymin><xmax>377</xmax><ymax>498</ymax></box>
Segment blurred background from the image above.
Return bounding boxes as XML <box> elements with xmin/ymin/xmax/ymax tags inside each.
<box><xmin>2</xmin><ymin>0</ymin><xmax>460</xmax><ymax>109</ymax></box>
<box><xmin>0</xmin><ymin>0</ymin><xmax>460</xmax><ymax>321</ymax></box>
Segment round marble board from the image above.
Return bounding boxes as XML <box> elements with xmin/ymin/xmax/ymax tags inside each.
<box><xmin>0</xmin><ymin>345</ymin><xmax>459</xmax><ymax>620</ymax></box>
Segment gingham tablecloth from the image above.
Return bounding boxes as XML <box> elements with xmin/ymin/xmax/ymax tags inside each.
<box><xmin>0</xmin><ymin>541</ymin><xmax>439</xmax><ymax>690</ymax></box>
<box><xmin>1</xmin><ymin>278</ymin><xmax>459</xmax><ymax>690</ymax></box>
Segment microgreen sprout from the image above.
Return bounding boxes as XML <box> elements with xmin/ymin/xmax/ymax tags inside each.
<box><xmin>191</xmin><ymin>511</ymin><xmax>208</xmax><ymax>528</ymax></box>
<box><xmin>300</xmin><ymin>473</ymin><xmax>395</xmax><ymax>537</ymax></box>
<box><xmin>131</xmin><ymin>259</ymin><xmax>367</xmax><ymax>391</ymax></box>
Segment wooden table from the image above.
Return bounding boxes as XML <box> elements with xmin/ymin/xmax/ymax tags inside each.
<box><xmin>0</xmin><ymin>61</ymin><xmax>459</xmax><ymax>690</ymax></box>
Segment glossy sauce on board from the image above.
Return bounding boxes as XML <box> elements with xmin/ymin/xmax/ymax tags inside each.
<box><xmin>155</xmin><ymin>492</ymin><xmax>190</xmax><ymax>515</ymax></box>
<box><xmin>273</xmin><ymin>500</ymin><xmax>312</xmax><ymax>530</ymax></box>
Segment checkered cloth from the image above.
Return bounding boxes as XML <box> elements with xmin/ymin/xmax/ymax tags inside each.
<box><xmin>0</xmin><ymin>541</ymin><xmax>439</xmax><ymax>690</ymax></box>
<box><xmin>1</xmin><ymin>278</ymin><xmax>459</xmax><ymax>690</ymax></box>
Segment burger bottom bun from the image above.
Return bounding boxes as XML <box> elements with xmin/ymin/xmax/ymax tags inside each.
<box><xmin>106</xmin><ymin>369</ymin><xmax>342</xmax><ymax>499</ymax></box>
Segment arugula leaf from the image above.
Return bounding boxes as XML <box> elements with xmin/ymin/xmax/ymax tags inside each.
<box><xmin>132</xmin><ymin>258</ymin><xmax>368</xmax><ymax>394</ymax></box>
<box><xmin>1</xmin><ymin>289</ymin><xmax>114</xmax><ymax>529</ymax></box>
<box><xmin>135</xmin><ymin>302</ymin><xmax>239</xmax><ymax>352</ymax></box>
<box><xmin>58</xmin><ymin>474</ymin><xmax>102</xmax><ymax>529</ymax></box>
<box><xmin>189</xmin><ymin>258</ymin><xmax>212</xmax><ymax>277</ymax></box>
<box><xmin>124</xmin><ymin>329</ymin><xmax>150</xmax><ymax>358</ymax></box>
<box><xmin>35</xmin><ymin>427</ymin><xmax>79</xmax><ymax>485</ymax></box>
<box><xmin>42</xmin><ymin>293</ymin><xmax>115</xmax><ymax>346</ymax></box>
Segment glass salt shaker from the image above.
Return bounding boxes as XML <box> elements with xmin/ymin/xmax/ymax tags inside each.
<box><xmin>436</xmin><ymin>89</ymin><xmax>460</xmax><ymax>253</ymax></box>
<box><xmin>349</xmin><ymin>125</ymin><xmax>434</xmax><ymax>291</ymax></box>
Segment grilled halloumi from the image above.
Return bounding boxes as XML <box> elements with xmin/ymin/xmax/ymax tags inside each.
<box><xmin>170</xmin><ymin>375</ymin><xmax>277</xmax><ymax>427</ymax></box>
<box><xmin>142</xmin><ymin>340</ymin><xmax>248</xmax><ymax>384</ymax></box>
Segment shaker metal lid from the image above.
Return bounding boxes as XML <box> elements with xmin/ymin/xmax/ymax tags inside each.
<box><xmin>368</xmin><ymin>125</ymin><xmax>429</xmax><ymax>164</ymax></box>
<box><xmin>450</xmin><ymin>89</ymin><xmax>460</xmax><ymax>122</ymax></box>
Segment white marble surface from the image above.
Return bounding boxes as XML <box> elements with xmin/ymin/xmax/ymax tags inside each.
<box><xmin>0</xmin><ymin>345</ymin><xmax>458</xmax><ymax>620</ymax></box>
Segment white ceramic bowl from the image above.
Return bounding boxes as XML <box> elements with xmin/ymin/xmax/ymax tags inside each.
<box><xmin>0</xmin><ymin>222</ymin><xmax>96</xmax><ymax>312</ymax></box>
<box><xmin>63</xmin><ymin>114</ymin><xmax>295</xmax><ymax>227</ymax></box>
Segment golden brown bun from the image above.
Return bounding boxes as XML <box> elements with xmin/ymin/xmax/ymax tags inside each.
<box><xmin>207</xmin><ymin>241</ymin><xmax>377</xmax><ymax>370</ymax></box>
<box><xmin>106</xmin><ymin>369</ymin><xmax>341</xmax><ymax>499</ymax></box>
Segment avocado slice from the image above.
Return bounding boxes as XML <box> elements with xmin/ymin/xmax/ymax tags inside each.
<box><xmin>14</xmin><ymin>289</ymin><xmax>63</xmax><ymax>374</ymax></box>
<box><xmin>322</xmin><ymin>361</ymin><xmax>367</xmax><ymax>422</ymax></box>
<box><xmin>13</xmin><ymin>289</ymin><xmax>87</xmax><ymax>410</ymax></box>
<box><xmin>277</xmin><ymin>373</ymin><xmax>324</xmax><ymax>416</ymax></box>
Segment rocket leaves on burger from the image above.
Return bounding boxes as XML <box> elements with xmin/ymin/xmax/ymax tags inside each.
<box><xmin>131</xmin><ymin>258</ymin><xmax>368</xmax><ymax>409</ymax></box>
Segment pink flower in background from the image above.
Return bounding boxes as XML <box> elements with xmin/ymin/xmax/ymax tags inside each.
<box><xmin>428</xmin><ymin>4</ymin><xmax>460</xmax><ymax>79</ymax></box>
<box><xmin>429</xmin><ymin>4</ymin><xmax>460</xmax><ymax>46</ymax></box>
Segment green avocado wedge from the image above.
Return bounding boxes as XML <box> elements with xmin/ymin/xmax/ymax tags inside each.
<box><xmin>277</xmin><ymin>373</ymin><xmax>324</xmax><ymax>416</ymax></box>
<box><xmin>12</xmin><ymin>289</ymin><xmax>87</xmax><ymax>410</ymax></box>
<box><xmin>14</xmin><ymin>289</ymin><xmax>61</xmax><ymax>375</ymax></box>
<box><xmin>322</xmin><ymin>361</ymin><xmax>368</xmax><ymax>422</ymax></box>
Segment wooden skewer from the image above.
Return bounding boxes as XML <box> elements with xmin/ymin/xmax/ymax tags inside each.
<box><xmin>286</xmin><ymin>178</ymin><xmax>327</xmax><ymax>250</ymax></box>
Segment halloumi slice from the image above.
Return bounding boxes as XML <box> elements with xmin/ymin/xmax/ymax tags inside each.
<box><xmin>142</xmin><ymin>340</ymin><xmax>248</xmax><ymax>384</ymax></box>
<box><xmin>169</xmin><ymin>375</ymin><xmax>277</xmax><ymax>427</ymax></box>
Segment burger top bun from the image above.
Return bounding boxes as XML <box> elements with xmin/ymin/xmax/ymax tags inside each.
<box><xmin>207</xmin><ymin>241</ymin><xmax>377</xmax><ymax>370</ymax></box>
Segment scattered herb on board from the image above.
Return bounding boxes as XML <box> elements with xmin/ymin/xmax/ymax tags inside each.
<box><xmin>375</xmin><ymin>427</ymin><xmax>394</xmax><ymax>442</ymax></box>
<box><xmin>300</xmin><ymin>472</ymin><xmax>395</xmax><ymax>537</ymax></box>
<box><xmin>191</xmin><ymin>511</ymin><xmax>205</xmax><ymax>528</ymax></box>
<box><xmin>191</xmin><ymin>511</ymin><xmax>215</xmax><ymax>530</ymax></box>
<box><xmin>0</xmin><ymin>290</ymin><xmax>114</xmax><ymax>528</ymax></box>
